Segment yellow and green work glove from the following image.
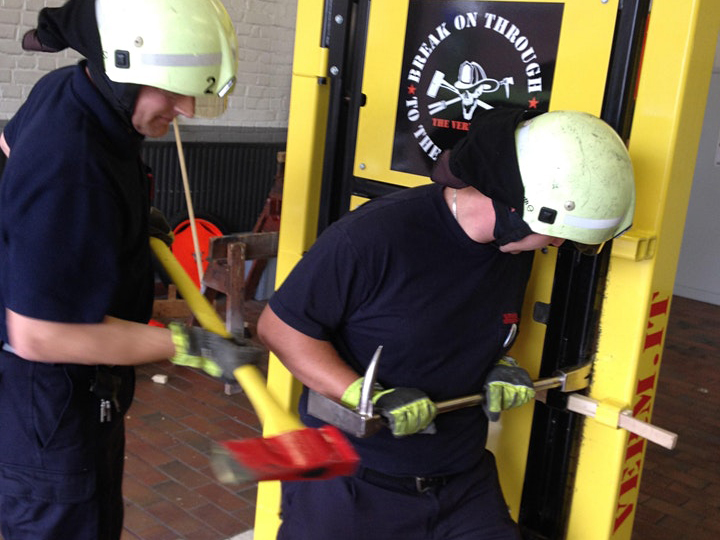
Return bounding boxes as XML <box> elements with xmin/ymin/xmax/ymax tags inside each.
<box><xmin>169</xmin><ymin>323</ymin><xmax>264</xmax><ymax>381</ymax></box>
<box><xmin>483</xmin><ymin>356</ymin><xmax>535</xmax><ymax>422</ymax></box>
<box><xmin>341</xmin><ymin>377</ymin><xmax>437</xmax><ymax>437</ymax></box>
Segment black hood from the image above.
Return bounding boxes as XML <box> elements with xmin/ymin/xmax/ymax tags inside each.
<box><xmin>432</xmin><ymin>107</ymin><xmax>539</xmax><ymax>215</ymax></box>
<box><xmin>22</xmin><ymin>0</ymin><xmax>140</xmax><ymax>129</ymax></box>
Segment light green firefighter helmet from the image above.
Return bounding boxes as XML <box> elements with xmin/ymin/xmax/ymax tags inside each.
<box><xmin>515</xmin><ymin>110</ymin><xmax>636</xmax><ymax>248</ymax></box>
<box><xmin>95</xmin><ymin>0</ymin><xmax>238</xmax><ymax>115</ymax></box>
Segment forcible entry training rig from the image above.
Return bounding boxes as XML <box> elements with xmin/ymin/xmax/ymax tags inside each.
<box><xmin>251</xmin><ymin>1</ymin><xmax>720</xmax><ymax>538</ymax></box>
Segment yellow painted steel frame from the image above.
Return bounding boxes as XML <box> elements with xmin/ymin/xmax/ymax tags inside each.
<box><xmin>566</xmin><ymin>2</ymin><xmax>720</xmax><ymax>539</ymax></box>
<box><xmin>254</xmin><ymin>0</ymin><xmax>720</xmax><ymax>538</ymax></box>
<box><xmin>252</xmin><ymin>0</ymin><xmax>329</xmax><ymax>536</ymax></box>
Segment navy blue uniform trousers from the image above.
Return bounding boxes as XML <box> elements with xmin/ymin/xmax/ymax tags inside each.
<box><xmin>277</xmin><ymin>451</ymin><xmax>522</xmax><ymax>540</ymax></box>
<box><xmin>0</xmin><ymin>419</ymin><xmax>125</xmax><ymax>540</ymax></box>
<box><xmin>0</xmin><ymin>353</ymin><xmax>132</xmax><ymax>540</ymax></box>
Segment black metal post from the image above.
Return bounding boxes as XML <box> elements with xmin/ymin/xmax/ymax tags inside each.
<box><xmin>518</xmin><ymin>1</ymin><xmax>650</xmax><ymax>537</ymax></box>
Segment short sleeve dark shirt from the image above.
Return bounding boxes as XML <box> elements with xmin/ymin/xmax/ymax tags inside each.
<box><xmin>0</xmin><ymin>62</ymin><xmax>153</xmax><ymax>344</ymax></box>
<box><xmin>269</xmin><ymin>184</ymin><xmax>534</xmax><ymax>476</ymax></box>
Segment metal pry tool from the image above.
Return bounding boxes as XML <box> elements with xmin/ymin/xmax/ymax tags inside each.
<box><xmin>434</xmin><ymin>361</ymin><xmax>593</xmax><ymax>413</ymax></box>
<box><xmin>307</xmin><ymin>358</ymin><xmax>677</xmax><ymax>449</ymax></box>
<box><xmin>307</xmin><ymin>345</ymin><xmax>385</xmax><ymax>438</ymax></box>
<box><xmin>309</xmin><ymin>359</ymin><xmax>594</xmax><ymax>436</ymax></box>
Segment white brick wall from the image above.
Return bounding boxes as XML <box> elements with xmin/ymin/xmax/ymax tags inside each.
<box><xmin>0</xmin><ymin>0</ymin><xmax>297</xmax><ymax>127</ymax></box>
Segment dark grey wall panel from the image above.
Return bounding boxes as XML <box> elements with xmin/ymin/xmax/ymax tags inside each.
<box><xmin>143</xmin><ymin>141</ymin><xmax>285</xmax><ymax>233</ymax></box>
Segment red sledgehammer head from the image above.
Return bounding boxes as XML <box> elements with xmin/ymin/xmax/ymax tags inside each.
<box><xmin>211</xmin><ymin>425</ymin><xmax>360</xmax><ymax>484</ymax></box>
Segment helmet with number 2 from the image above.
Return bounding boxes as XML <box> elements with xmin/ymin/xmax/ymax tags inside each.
<box><xmin>95</xmin><ymin>0</ymin><xmax>238</xmax><ymax>115</ymax></box>
<box><xmin>515</xmin><ymin>111</ymin><xmax>635</xmax><ymax>250</ymax></box>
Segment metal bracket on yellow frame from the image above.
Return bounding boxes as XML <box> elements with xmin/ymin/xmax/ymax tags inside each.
<box><xmin>612</xmin><ymin>231</ymin><xmax>658</xmax><ymax>262</ymax></box>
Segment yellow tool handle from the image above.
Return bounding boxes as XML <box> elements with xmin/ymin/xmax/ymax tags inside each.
<box><xmin>150</xmin><ymin>237</ymin><xmax>304</xmax><ymax>433</ymax></box>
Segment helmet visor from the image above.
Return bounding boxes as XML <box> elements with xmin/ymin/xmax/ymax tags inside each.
<box><xmin>572</xmin><ymin>241</ymin><xmax>606</xmax><ymax>255</ymax></box>
<box><xmin>195</xmin><ymin>95</ymin><xmax>229</xmax><ymax>118</ymax></box>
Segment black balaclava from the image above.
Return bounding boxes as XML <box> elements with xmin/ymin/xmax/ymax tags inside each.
<box><xmin>491</xmin><ymin>200</ymin><xmax>533</xmax><ymax>247</ymax></box>
<box><xmin>22</xmin><ymin>0</ymin><xmax>140</xmax><ymax>130</ymax></box>
<box><xmin>430</xmin><ymin>107</ymin><xmax>540</xmax><ymax>246</ymax></box>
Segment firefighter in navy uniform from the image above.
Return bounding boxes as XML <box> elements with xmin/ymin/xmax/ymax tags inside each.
<box><xmin>0</xmin><ymin>1</ymin><xmax>260</xmax><ymax>539</ymax></box>
<box><xmin>257</xmin><ymin>109</ymin><xmax>636</xmax><ymax>539</ymax></box>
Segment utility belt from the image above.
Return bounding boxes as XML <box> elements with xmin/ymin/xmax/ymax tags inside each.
<box><xmin>356</xmin><ymin>466</ymin><xmax>460</xmax><ymax>494</ymax></box>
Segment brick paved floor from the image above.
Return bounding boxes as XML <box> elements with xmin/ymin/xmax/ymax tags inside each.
<box><xmin>631</xmin><ymin>295</ymin><xmax>720</xmax><ymax>539</ymax></box>
<box><xmin>121</xmin><ymin>360</ymin><xmax>263</xmax><ymax>540</ymax></box>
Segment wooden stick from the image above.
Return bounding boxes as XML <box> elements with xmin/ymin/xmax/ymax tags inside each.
<box><xmin>566</xmin><ymin>394</ymin><xmax>678</xmax><ymax>450</ymax></box>
<box><xmin>172</xmin><ymin>118</ymin><xmax>204</xmax><ymax>283</ymax></box>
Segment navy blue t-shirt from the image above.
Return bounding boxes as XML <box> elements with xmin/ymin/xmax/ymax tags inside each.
<box><xmin>0</xmin><ymin>62</ymin><xmax>153</xmax><ymax>342</ymax></box>
<box><xmin>270</xmin><ymin>184</ymin><xmax>534</xmax><ymax>476</ymax></box>
<box><xmin>0</xmin><ymin>62</ymin><xmax>151</xmax><ymax>502</ymax></box>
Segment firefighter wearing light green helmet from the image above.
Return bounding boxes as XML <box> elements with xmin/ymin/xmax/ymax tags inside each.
<box><xmin>515</xmin><ymin>110</ymin><xmax>636</xmax><ymax>249</ymax></box>
<box><xmin>95</xmin><ymin>0</ymin><xmax>239</xmax><ymax>115</ymax></box>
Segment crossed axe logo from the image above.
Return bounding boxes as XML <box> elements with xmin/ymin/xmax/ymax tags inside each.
<box><xmin>426</xmin><ymin>61</ymin><xmax>514</xmax><ymax>120</ymax></box>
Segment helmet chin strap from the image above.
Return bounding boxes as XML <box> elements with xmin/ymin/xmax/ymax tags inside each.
<box><xmin>572</xmin><ymin>241</ymin><xmax>606</xmax><ymax>256</ymax></box>
<box><xmin>491</xmin><ymin>200</ymin><xmax>533</xmax><ymax>247</ymax></box>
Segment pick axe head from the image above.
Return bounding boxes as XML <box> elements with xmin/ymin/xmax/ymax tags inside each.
<box><xmin>211</xmin><ymin>425</ymin><xmax>360</xmax><ymax>484</ymax></box>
